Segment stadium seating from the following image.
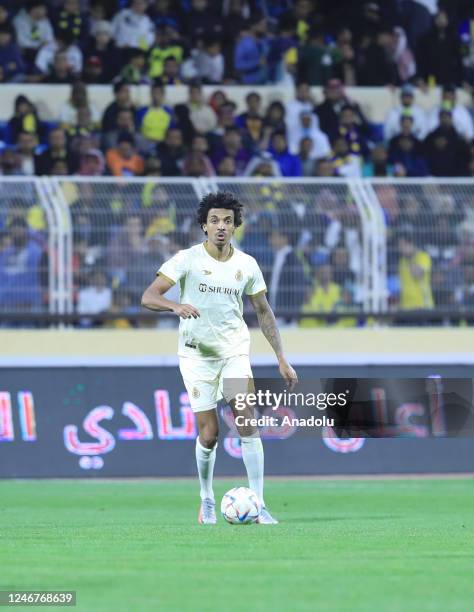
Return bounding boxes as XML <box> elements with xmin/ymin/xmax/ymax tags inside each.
<box><xmin>1</xmin><ymin>1</ymin><xmax>474</xmax><ymax>326</ymax></box>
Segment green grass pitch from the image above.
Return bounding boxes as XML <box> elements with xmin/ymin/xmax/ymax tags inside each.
<box><xmin>0</xmin><ymin>478</ymin><xmax>473</xmax><ymax>612</ymax></box>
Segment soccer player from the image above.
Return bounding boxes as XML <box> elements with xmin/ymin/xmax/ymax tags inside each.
<box><xmin>141</xmin><ymin>191</ymin><xmax>298</xmax><ymax>524</ymax></box>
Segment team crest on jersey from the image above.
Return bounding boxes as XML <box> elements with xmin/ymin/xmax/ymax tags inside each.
<box><xmin>235</xmin><ymin>270</ymin><xmax>243</xmax><ymax>281</ymax></box>
<box><xmin>192</xmin><ymin>387</ymin><xmax>200</xmax><ymax>399</ymax></box>
<box><xmin>203</xmin><ymin>270</ymin><xmax>212</xmax><ymax>275</ymax></box>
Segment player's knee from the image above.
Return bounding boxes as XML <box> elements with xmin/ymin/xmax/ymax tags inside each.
<box><xmin>199</xmin><ymin>432</ymin><xmax>218</xmax><ymax>449</ymax></box>
<box><xmin>238</xmin><ymin>427</ymin><xmax>258</xmax><ymax>439</ymax></box>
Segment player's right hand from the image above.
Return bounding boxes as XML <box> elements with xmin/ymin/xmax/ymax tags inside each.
<box><xmin>172</xmin><ymin>304</ymin><xmax>200</xmax><ymax>319</ymax></box>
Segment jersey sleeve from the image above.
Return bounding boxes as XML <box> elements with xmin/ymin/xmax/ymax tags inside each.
<box><xmin>245</xmin><ymin>258</ymin><xmax>267</xmax><ymax>296</ymax></box>
<box><xmin>157</xmin><ymin>250</ymin><xmax>188</xmax><ymax>285</ymax></box>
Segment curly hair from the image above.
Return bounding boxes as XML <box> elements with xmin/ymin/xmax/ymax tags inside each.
<box><xmin>196</xmin><ymin>191</ymin><xmax>243</xmax><ymax>232</ymax></box>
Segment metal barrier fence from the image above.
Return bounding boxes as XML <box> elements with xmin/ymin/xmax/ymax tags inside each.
<box><xmin>1</xmin><ymin>177</ymin><xmax>474</xmax><ymax>326</ymax></box>
<box><xmin>369</xmin><ymin>179</ymin><xmax>474</xmax><ymax>316</ymax></box>
<box><xmin>0</xmin><ymin>177</ymin><xmax>69</xmax><ymax>316</ymax></box>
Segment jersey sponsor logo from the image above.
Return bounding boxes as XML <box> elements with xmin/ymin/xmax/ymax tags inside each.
<box><xmin>202</xmin><ymin>270</ymin><xmax>212</xmax><ymax>275</ymax></box>
<box><xmin>192</xmin><ymin>387</ymin><xmax>200</xmax><ymax>399</ymax></box>
<box><xmin>198</xmin><ymin>283</ymin><xmax>239</xmax><ymax>296</ymax></box>
<box><xmin>235</xmin><ymin>270</ymin><xmax>243</xmax><ymax>281</ymax></box>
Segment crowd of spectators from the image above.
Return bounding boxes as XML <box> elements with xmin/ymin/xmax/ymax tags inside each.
<box><xmin>1</xmin><ymin>1</ymin><xmax>474</xmax><ymax>180</ymax></box>
<box><xmin>2</xmin><ymin>177</ymin><xmax>474</xmax><ymax>327</ymax></box>
<box><xmin>2</xmin><ymin>78</ymin><xmax>474</xmax><ymax>181</ymax></box>
<box><xmin>0</xmin><ymin>1</ymin><xmax>474</xmax><ymax>87</ymax></box>
<box><xmin>2</xmin><ymin>75</ymin><xmax>474</xmax><ymax>325</ymax></box>
<box><xmin>2</xmin><ymin>0</ymin><xmax>474</xmax><ymax>326</ymax></box>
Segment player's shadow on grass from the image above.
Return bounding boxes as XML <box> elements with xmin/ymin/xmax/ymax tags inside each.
<box><xmin>291</xmin><ymin>515</ymin><xmax>402</xmax><ymax>523</ymax></box>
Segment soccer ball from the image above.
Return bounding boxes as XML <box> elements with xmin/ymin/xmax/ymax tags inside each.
<box><xmin>221</xmin><ymin>487</ymin><xmax>262</xmax><ymax>524</ymax></box>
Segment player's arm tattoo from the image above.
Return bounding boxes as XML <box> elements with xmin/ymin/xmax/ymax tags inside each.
<box><xmin>248</xmin><ymin>292</ymin><xmax>284</xmax><ymax>361</ymax></box>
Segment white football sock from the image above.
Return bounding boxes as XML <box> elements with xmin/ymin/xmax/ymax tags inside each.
<box><xmin>195</xmin><ymin>437</ymin><xmax>217</xmax><ymax>502</ymax></box>
<box><xmin>241</xmin><ymin>436</ymin><xmax>265</xmax><ymax>507</ymax></box>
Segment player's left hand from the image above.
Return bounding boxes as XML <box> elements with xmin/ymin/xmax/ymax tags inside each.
<box><xmin>279</xmin><ymin>359</ymin><xmax>298</xmax><ymax>390</ymax></box>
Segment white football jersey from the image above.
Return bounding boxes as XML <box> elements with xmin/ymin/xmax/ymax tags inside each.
<box><xmin>158</xmin><ymin>242</ymin><xmax>267</xmax><ymax>359</ymax></box>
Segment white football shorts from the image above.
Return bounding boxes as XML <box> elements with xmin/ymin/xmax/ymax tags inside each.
<box><xmin>179</xmin><ymin>354</ymin><xmax>254</xmax><ymax>413</ymax></box>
